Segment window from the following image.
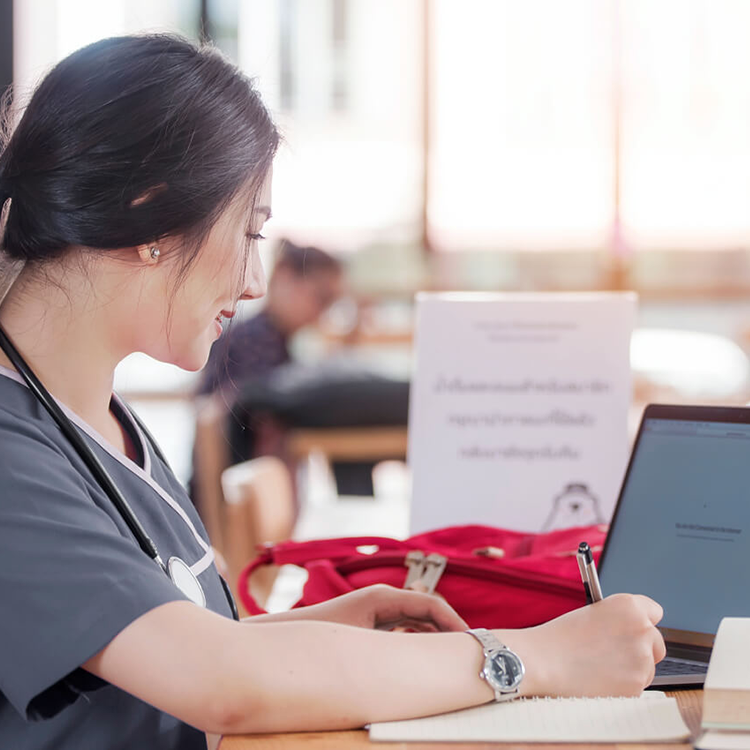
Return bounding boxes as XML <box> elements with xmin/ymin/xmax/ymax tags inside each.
<box><xmin>14</xmin><ymin>0</ymin><xmax>750</xmax><ymax>292</ymax></box>
<box><xmin>14</xmin><ymin>0</ymin><xmax>199</xmax><ymax>98</ymax></box>
<box><xmin>239</xmin><ymin>0</ymin><xmax>424</xmax><ymax>251</ymax></box>
<box><xmin>621</xmin><ymin>0</ymin><xmax>750</xmax><ymax>251</ymax></box>
<box><xmin>429</xmin><ymin>0</ymin><xmax>615</xmax><ymax>252</ymax></box>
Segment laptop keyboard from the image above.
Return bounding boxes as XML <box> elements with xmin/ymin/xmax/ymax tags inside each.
<box><xmin>655</xmin><ymin>657</ymin><xmax>708</xmax><ymax>676</ymax></box>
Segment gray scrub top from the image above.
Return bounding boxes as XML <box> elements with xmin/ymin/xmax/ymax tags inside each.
<box><xmin>0</xmin><ymin>365</ymin><xmax>235</xmax><ymax>749</ymax></box>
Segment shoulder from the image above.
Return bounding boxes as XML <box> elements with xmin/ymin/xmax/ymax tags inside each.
<box><xmin>0</xmin><ymin>371</ymin><xmax>119</xmax><ymax>514</ymax></box>
<box><xmin>227</xmin><ymin>311</ymin><xmax>273</xmax><ymax>343</ymax></box>
<box><xmin>0</xmin><ymin>372</ymin><xmax>75</xmax><ymax>462</ymax></box>
<box><xmin>223</xmin><ymin>311</ymin><xmax>285</xmax><ymax>364</ymax></box>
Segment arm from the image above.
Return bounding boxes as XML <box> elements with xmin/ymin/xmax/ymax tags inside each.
<box><xmin>84</xmin><ymin>592</ymin><xmax>665</xmax><ymax>736</ymax></box>
<box><xmin>243</xmin><ymin>584</ymin><xmax>470</xmax><ymax>630</ymax></box>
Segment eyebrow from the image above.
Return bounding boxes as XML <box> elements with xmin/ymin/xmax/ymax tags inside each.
<box><xmin>255</xmin><ymin>205</ymin><xmax>272</xmax><ymax>220</ymax></box>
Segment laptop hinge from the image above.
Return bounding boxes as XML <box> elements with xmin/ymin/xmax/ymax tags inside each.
<box><xmin>666</xmin><ymin>641</ymin><xmax>712</xmax><ymax>663</ymax></box>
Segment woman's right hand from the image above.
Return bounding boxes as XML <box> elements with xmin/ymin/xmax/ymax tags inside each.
<box><xmin>500</xmin><ymin>593</ymin><xmax>666</xmax><ymax>698</ymax></box>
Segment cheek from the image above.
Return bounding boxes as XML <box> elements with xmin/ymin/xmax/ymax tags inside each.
<box><xmin>125</xmin><ymin>283</ymin><xmax>172</xmax><ymax>353</ymax></box>
<box><xmin>172</xmin><ymin>291</ymin><xmax>219</xmax><ymax>346</ymax></box>
<box><xmin>127</xmin><ymin>263</ymin><xmax>225</xmax><ymax>369</ymax></box>
<box><xmin>155</xmin><ymin>289</ymin><xmax>217</xmax><ymax>363</ymax></box>
<box><xmin>173</xmin><ymin>268</ymin><xmax>224</xmax><ymax>322</ymax></box>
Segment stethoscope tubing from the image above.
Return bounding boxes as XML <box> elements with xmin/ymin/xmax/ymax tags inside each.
<box><xmin>119</xmin><ymin>403</ymin><xmax>240</xmax><ymax>618</ymax></box>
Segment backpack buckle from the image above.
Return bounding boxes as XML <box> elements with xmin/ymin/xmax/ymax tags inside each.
<box><xmin>403</xmin><ymin>551</ymin><xmax>447</xmax><ymax>594</ymax></box>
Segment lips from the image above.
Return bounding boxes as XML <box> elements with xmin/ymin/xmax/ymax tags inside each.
<box><xmin>215</xmin><ymin>309</ymin><xmax>236</xmax><ymax>324</ymax></box>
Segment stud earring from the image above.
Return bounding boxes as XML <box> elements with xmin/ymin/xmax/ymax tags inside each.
<box><xmin>149</xmin><ymin>246</ymin><xmax>160</xmax><ymax>260</ymax></box>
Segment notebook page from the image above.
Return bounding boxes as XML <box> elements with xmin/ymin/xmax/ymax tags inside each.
<box><xmin>369</xmin><ymin>695</ymin><xmax>690</xmax><ymax>743</ymax></box>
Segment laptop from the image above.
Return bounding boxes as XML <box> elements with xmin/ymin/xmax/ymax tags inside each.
<box><xmin>598</xmin><ymin>403</ymin><xmax>750</xmax><ymax>687</ymax></box>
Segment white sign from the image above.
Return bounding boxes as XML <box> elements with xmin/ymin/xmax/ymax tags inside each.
<box><xmin>408</xmin><ymin>292</ymin><xmax>636</xmax><ymax>534</ymax></box>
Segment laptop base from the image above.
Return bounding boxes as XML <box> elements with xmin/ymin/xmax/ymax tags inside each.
<box><xmin>651</xmin><ymin>656</ymin><xmax>708</xmax><ymax>687</ymax></box>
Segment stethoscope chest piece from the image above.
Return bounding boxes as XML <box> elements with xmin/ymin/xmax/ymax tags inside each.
<box><xmin>168</xmin><ymin>556</ymin><xmax>206</xmax><ymax>607</ymax></box>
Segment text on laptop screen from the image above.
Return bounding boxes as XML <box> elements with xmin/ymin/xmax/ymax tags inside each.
<box><xmin>599</xmin><ymin>417</ymin><xmax>750</xmax><ymax>635</ymax></box>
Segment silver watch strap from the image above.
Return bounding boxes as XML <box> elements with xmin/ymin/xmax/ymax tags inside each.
<box><xmin>466</xmin><ymin>627</ymin><xmax>505</xmax><ymax>655</ymax></box>
<box><xmin>466</xmin><ymin>628</ymin><xmax>521</xmax><ymax>702</ymax></box>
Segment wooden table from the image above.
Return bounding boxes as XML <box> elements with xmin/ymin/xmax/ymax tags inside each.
<box><xmin>286</xmin><ymin>426</ymin><xmax>408</xmax><ymax>463</ymax></box>
<box><xmin>219</xmin><ymin>689</ymin><xmax>702</xmax><ymax>750</ymax></box>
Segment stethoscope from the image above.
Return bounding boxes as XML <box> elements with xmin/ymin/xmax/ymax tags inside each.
<box><xmin>0</xmin><ymin>324</ymin><xmax>240</xmax><ymax>621</ymax></box>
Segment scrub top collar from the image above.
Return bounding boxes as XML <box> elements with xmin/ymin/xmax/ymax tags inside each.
<box><xmin>0</xmin><ymin>364</ymin><xmax>215</xmax><ymax>579</ymax></box>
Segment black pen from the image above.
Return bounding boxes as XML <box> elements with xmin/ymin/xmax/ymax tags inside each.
<box><xmin>577</xmin><ymin>541</ymin><xmax>604</xmax><ymax>604</ymax></box>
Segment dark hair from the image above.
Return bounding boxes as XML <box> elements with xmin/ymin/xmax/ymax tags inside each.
<box><xmin>0</xmin><ymin>34</ymin><xmax>279</xmax><ymax>267</ymax></box>
<box><xmin>275</xmin><ymin>238</ymin><xmax>341</xmax><ymax>277</ymax></box>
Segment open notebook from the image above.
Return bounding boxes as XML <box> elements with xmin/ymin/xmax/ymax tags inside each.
<box><xmin>369</xmin><ymin>693</ymin><xmax>690</xmax><ymax>744</ymax></box>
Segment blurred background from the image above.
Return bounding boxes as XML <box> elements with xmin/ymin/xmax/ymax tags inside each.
<box><xmin>6</xmin><ymin>0</ymin><xmax>750</xmax><ymax>605</ymax></box>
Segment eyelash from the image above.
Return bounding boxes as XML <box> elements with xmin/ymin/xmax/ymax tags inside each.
<box><xmin>246</xmin><ymin>232</ymin><xmax>266</xmax><ymax>242</ymax></box>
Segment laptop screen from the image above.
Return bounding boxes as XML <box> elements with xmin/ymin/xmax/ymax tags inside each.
<box><xmin>599</xmin><ymin>410</ymin><xmax>750</xmax><ymax>638</ymax></box>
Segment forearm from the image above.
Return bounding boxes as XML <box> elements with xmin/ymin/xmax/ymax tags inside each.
<box><xmin>241</xmin><ymin>609</ymin><xmax>322</xmax><ymax>624</ymax></box>
<box><xmin>216</xmin><ymin>620</ymin><xmax>507</xmax><ymax>734</ymax></box>
<box><xmin>86</xmin><ymin>595</ymin><xmax>662</xmax><ymax>735</ymax></box>
<box><xmin>219</xmin><ymin>595</ymin><xmax>664</xmax><ymax>731</ymax></box>
<box><xmin>88</xmin><ymin>602</ymin><xmax>508</xmax><ymax>735</ymax></box>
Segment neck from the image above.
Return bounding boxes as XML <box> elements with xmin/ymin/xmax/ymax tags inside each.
<box><xmin>0</xmin><ymin>264</ymin><xmax>125</xmax><ymax>428</ymax></box>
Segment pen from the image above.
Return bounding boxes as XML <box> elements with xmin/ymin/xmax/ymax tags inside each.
<box><xmin>576</xmin><ymin>543</ymin><xmax>592</xmax><ymax>603</ymax></box>
<box><xmin>577</xmin><ymin>541</ymin><xmax>604</xmax><ymax>604</ymax></box>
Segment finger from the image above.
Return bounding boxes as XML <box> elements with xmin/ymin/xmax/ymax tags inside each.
<box><xmin>406</xmin><ymin>581</ymin><xmax>448</xmax><ymax>604</ymax></box>
<box><xmin>633</xmin><ymin>594</ymin><xmax>664</xmax><ymax>625</ymax></box>
<box><xmin>405</xmin><ymin>592</ymin><xmax>469</xmax><ymax>632</ymax></box>
<box><xmin>644</xmin><ymin>659</ymin><xmax>656</xmax><ymax>690</ymax></box>
<box><xmin>376</xmin><ymin>589</ymin><xmax>468</xmax><ymax>632</ymax></box>
<box><xmin>376</xmin><ymin>618</ymin><xmax>440</xmax><ymax>633</ymax></box>
<box><xmin>406</xmin><ymin>581</ymin><xmax>448</xmax><ymax>601</ymax></box>
<box><xmin>652</xmin><ymin>629</ymin><xmax>667</xmax><ymax>663</ymax></box>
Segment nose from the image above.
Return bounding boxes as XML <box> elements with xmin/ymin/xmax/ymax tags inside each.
<box><xmin>239</xmin><ymin>253</ymin><xmax>267</xmax><ymax>301</ymax></box>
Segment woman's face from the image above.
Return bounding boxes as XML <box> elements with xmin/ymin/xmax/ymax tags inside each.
<box><xmin>135</xmin><ymin>171</ymin><xmax>272</xmax><ymax>371</ymax></box>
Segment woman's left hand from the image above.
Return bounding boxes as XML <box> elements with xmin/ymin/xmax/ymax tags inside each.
<box><xmin>245</xmin><ymin>584</ymin><xmax>468</xmax><ymax>632</ymax></box>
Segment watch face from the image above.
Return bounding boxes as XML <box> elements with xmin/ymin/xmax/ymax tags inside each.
<box><xmin>485</xmin><ymin>649</ymin><xmax>524</xmax><ymax>692</ymax></box>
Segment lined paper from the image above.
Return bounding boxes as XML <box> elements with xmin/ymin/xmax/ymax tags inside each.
<box><xmin>370</xmin><ymin>694</ymin><xmax>690</xmax><ymax>743</ymax></box>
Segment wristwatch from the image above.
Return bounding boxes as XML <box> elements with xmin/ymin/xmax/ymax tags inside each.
<box><xmin>466</xmin><ymin>628</ymin><xmax>525</xmax><ymax>702</ymax></box>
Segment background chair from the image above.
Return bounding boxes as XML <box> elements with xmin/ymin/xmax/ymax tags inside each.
<box><xmin>220</xmin><ymin>456</ymin><xmax>296</xmax><ymax>615</ymax></box>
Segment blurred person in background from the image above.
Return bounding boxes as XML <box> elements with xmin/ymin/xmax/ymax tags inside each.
<box><xmin>190</xmin><ymin>238</ymin><xmax>343</xmax><ymax>528</ymax></box>
<box><xmin>192</xmin><ymin>233</ymin><xmax>407</xmax><ymax>516</ymax></box>
<box><xmin>197</xmin><ymin>238</ymin><xmax>343</xmax><ymax>398</ymax></box>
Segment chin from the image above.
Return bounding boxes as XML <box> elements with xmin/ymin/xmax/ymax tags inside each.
<box><xmin>174</xmin><ymin>350</ymin><xmax>211</xmax><ymax>372</ymax></box>
<box><xmin>145</xmin><ymin>327</ymin><xmax>215</xmax><ymax>372</ymax></box>
<box><xmin>151</xmin><ymin>343</ymin><xmax>211</xmax><ymax>373</ymax></box>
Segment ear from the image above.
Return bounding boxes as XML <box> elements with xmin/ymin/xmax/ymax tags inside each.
<box><xmin>136</xmin><ymin>244</ymin><xmax>160</xmax><ymax>265</ymax></box>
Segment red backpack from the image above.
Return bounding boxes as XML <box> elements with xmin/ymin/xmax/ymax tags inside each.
<box><xmin>238</xmin><ymin>523</ymin><xmax>606</xmax><ymax>628</ymax></box>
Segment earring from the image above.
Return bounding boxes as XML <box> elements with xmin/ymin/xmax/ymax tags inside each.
<box><xmin>149</xmin><ymin>246</ymin><xmax>160</xmax><ymax>260</ymax></box>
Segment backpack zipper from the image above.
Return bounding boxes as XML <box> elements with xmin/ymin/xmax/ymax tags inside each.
<box><xmin>338</xmin><ymin>552</ymin><xmax>582</xmax><ymax>595</ymax></box>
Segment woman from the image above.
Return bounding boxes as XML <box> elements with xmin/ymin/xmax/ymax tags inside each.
<box><xmin>0</xmin><ymin>35</ymin><xmax>665</xmax><ymax>749</ymax></box>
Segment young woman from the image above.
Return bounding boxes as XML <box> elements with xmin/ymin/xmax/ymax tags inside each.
<box><xmin>0</xmin><ymin>35</ymin><xmax>665</xmax><ymax>750</ymax></box>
